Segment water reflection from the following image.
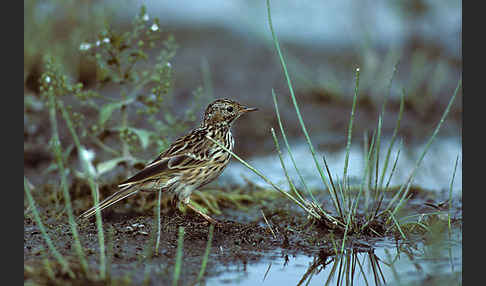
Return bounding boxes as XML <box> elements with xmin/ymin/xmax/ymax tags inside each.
<box><xmin>208</xmin><ymin>232</ymin><xmax>461</xmax><ymax>286</ymax></box>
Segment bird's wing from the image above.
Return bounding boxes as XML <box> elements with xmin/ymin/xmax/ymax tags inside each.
<box><xmin>118</xmin><ymin>128</ymin><xmax>217</xmax><ymax>188</ymax></box>
<box><xmin>146</xmin><ymin>127</ymin><xmax>212</xmax><ymax>165</ymax></box>
<box><xmin>118</xmin><ymin>152</ymin><xmax>211</xmax><ymax>187</ymax></box>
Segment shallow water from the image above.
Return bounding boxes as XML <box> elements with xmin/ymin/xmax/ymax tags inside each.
<box><xmin>222</xmin><ymin>136</ymin><xmax>462</xmax><ymax>196</ymax></box>
<box><xmin>209</xmin><ymin>230</ymin><xmax>462</xmax><ymax>285</ymax></box>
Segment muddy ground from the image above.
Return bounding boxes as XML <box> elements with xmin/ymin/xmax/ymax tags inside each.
<box><xmin>24</xmin><ymin>177</ymin><xmax>462</xmax><ymax>285</ymax></box>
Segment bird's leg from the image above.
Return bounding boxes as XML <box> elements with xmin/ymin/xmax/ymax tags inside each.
<box><xmin>186</xmin><ymin>203</ymin><xmax>220</xmax><ymax>225</ymax></box>
<box><xmin>183</xmin><ymin>199</ymin><xmax>220</xmax><ymax>225</ymax></box>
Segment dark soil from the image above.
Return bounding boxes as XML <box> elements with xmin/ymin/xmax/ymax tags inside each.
<box><xmin>24</xmin><ymin>191</ymin><xmax>317</xmax><ymax>285</ymax></box>
<box><xmin>24</xmin><ymin>179</ymin><xmax>461</xmax><ymax>285</ymax></box>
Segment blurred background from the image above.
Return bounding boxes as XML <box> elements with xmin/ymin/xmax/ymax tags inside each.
<box><xmin>24</xmin><ymin>0</ymin><xmax>462</xmax><ymax>193</ymax></box>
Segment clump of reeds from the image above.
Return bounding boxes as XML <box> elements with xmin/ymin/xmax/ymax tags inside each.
<box><xmin>210</xmin><ymin>0</ymin><xmax>462</xmax><ymax>253</ymax></box>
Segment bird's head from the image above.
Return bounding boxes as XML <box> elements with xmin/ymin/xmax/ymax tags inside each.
<box><xmin>202</xmin><ymin>98</ymin><xmax>257</xmax><ymax>127</ymax></box>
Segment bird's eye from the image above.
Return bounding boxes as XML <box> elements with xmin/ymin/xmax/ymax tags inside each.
<box><xmin>226</xmin><ymin>106</ymin><xmax>233</xmax><ymax>112</ymax></box>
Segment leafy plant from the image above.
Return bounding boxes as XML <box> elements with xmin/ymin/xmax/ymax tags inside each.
<box><xmin>30</xmin><ymin>4</ymin><xmax>211</xmax><ymax>283</ymax></box>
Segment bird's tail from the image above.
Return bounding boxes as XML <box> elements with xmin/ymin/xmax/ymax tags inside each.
<box><xmin>78</xmin><ymin>186</ymin><xmax>139</xmax><ymax>220</ymax></box>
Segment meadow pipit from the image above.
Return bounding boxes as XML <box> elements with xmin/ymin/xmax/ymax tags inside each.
<box><xmin>79</xmin><ymin>98</ymin><xmax>257</xmax><ymax>224</ymax></box>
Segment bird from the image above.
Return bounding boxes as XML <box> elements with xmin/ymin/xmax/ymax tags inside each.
<box><xmin>79</xmin><ymin>98</ymin><xmax>258</xmax><ymax>224</ymax></box>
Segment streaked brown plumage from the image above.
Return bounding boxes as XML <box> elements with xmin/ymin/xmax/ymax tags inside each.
<box><xmin>79</xmin><ymin>98</ymin><xmax>257</xmax><ymax>224</ymax></box>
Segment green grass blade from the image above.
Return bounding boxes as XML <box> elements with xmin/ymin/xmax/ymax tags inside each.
<box><xmin>343</xmin><ymin>68</ymin><xmax>361</xmax><ymax>191</ymax></box>
<box><xmin>373</xmin><ymin>115</ymin><xmax>383</xmax><ymax>203</ymax></box>
<box><xmin>387</xmin><ymin>210</ymin><xmax>407</xmax><ymax>240</ymax></box>
<box><xmin>266</xmin><ymin>0</ymin><xmax>333</xmax><ymax>199</ymax></box>
<box><xmin>384</xmin><ymin>140</ymin><xmax>402</xmax><ymax>192</ymax></box>
<box><xmin>272</xmin><ymin>90</ymin><xmax>313</xmax><ymax>201</ymax></box>
<box><xmin>196</xmin><ymin>224</ymin><xmax>215</xmax><ymax>284</ymax></box>
<box><xmin>369</xmin><ymin>139</ymin><xmax>403</xmax><ymax>222</ymax></box>
<box><xmin>47</xmin><ymin>92</ymin><xmax>89</xmax><ymax>275</ymax></box>
<box><xmin>270</xmin><ymin>127</ymin><xmax>306</xmax><ymax>203</ymax></box>
<box><xmin>322</xmin><ymin>155</ymin><xmax>344</xmax><ymax>218</ymax></box>
<box><xmin>59</xmin><ymin>99</ymin><xmax>106</xmax><ymax>278</ymax></box>
<box><xmin>24</xmin><ymin>177</ymin><xmax>75</xmax><ymax>278</ymax></box>
<box><xmin>88</xmin><ymin>179</ymin><xmax>106</xmax><ymax>279</ymax></box>
<box><xmin>448</xmin><ymin>154</ymin><xmax>460</xmax><ymax>236</ymax></box>
<box><xmin>205</xmin><ymin>135</ymin><xmax>321</xmax><ymax>219</ymax></box>
<box><xmin>374</xmin><ymin>64</ymin><xmax>399</xmax><ymax>194</ymax></box>
<box><xmin>372</xmin><ymin>91</ymin><xmax>405</xmax><ymax>219</ymax></box>
<box><xmin>155</xmin><ymin>189</ymin><xmax>162</xmax><ymax>254</ymax></box>
<box><xmin>387</xmin><ymin>79</ymin><xmax>461</xmax><ymax>219</ymax></box>
<box><xmin>378</xmin><ymin>87</ymin><xmax>405</xmax><ymax>192</ymax></box>
<box><xmin>173</xmin><ymin>226</ymin><xmax>185</xmax><ymax>286</ymax></box>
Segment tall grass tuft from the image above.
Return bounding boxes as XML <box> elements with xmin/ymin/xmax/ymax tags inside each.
<box><xmin>246</xmin><ymin>0</ymin><xmax>463</xmax><ymax>246</ymax></box>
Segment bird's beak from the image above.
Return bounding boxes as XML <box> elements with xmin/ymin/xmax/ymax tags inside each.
<box><xmin>241</xmin><ymin>106</ymin><xmax>258</xmax><ymax>113</ymax></box>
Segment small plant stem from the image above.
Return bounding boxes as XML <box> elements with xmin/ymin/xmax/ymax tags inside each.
<box><xmin>383</xmin><ymin>140</ymin><xmax>403</xmax><ymax>193</ymax></box>
<box><xmin>373</xmin><ymin>92</ymin><xmax>405</xmax><ymax>219</ymax></box>
<box><xmin>322</xmin><ymin>155</ymin><xmax>344</xmax><ymax>218</ymax></box>
<box><xmin>91</xmin><ymin>135</ymin><xmax>121</xmax><ymax>156</ymax></box>
<box><xmin>363</xmin><ymin>140</ymin><xmax>402</xmax><ymax>231</ymax></box>
<box><xmin>173</xmin><ymin>226</ymin><xmax>185</xmax><ymax>286</ymax></box>
<box><xmin>261</xmin><ymin>210</ymin><xmax>277</xmax><ymax>239</ymax></box>
<box><xmin>372</xmin><ymin>64</ymin><xmax>398</xmax><ymax>202</ymax></box>
<box><xmin>24</xmin><ymin>178</ymin><xmax>75</xmax><ymax>278</ymax></box>
<box><xmin>385</xmin><ymin>79</ymin><xmax>461</xmax><ymax>221</ymax></box>
<box><xmin>47</xmin><ymin>91</ymin><xmax>89</xmax><ymax>275</ymax></box>
<box><xmin>266</xmin><ymin>0</ymin><xmax>334</xmax><ymax>204</ymax></box>
<box><xmin>120</xmin><ymin>90</ymin><xmax>131</xmax><ymax>159</ymax></box>
<box><xmin>343</xmin><ymin>67</ymin><xmax>361</xmax><ymax>196</ymax></box>
<box><xmin>272</xmin><ymin>90</ymin><xmax>336</xmax><ymax>218</ymax></box>
<box><xmin>341</xmin><ymin>130</ymin><xmax>376</xmax><ymax>253</ymax></box>
<box><xmin>87</xmin><ymin>179</ymin><xmax>106</xmax><ymax>279</ymax></box>
<box><xmin>58</xmin><ymin>100</ymin><xmax>106</xmax><ymax>279</ymax></box>
<box><xmin>196</xmin><ymin>224</ymin><xmax>215</xmax><ymax>284</ymax></box>
<box><xmin>448</xmin><ymin>154</ymin><xmax>460</xmax><ymax>236</ymax></box>
<box><xmin>270</xmin><ymin>128</ymin><xmax>305</xmax><ymax>203</ymax></box>
<box><xmin>155</xmin><ymin>189</ymin><xmax>162</xmax><ymax>254</ymax></box>
<box><xmin>373</xmin><ymin>115</ymin><xmax>383</xmax><ymax>204</ymax></box>
<box><xmin>377</xmin><ymin>71</ymin><xmax>403</xmax><ymax>192</ymax></box>
<box><xmin>387</xmin><ymin>210</ymin><xmax>407</xmax><ymax>240</ymax></box>
<box><xmin>206</xmin><ymin>136</ymin><xmax>321</xmax><ymax>220</ymax></box>
<box><xmin>272</xmin><ymin>90</ymin><xmax>312</xmax><ymax>198</ymax></box>
<box><xmin>41</xmin><ymin>247</ymin><xmax>56</xmax><ymax>280</ymax></box>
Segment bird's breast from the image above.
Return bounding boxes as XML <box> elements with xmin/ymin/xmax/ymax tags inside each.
<box><xmin>226</xmin><ymin>131</ymin><xmax>235</xmax><ymax>151</ymax></box>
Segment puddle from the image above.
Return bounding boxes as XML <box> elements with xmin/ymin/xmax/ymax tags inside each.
<box><xmin>223</xmin><ymin>136</ymin><xmax>462</xmax><ymax>196</ymax></box>
<box><xmin>208</xmin><ymin>230</ymin><xmax>462</xmax><ymax>286</ymax></box>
